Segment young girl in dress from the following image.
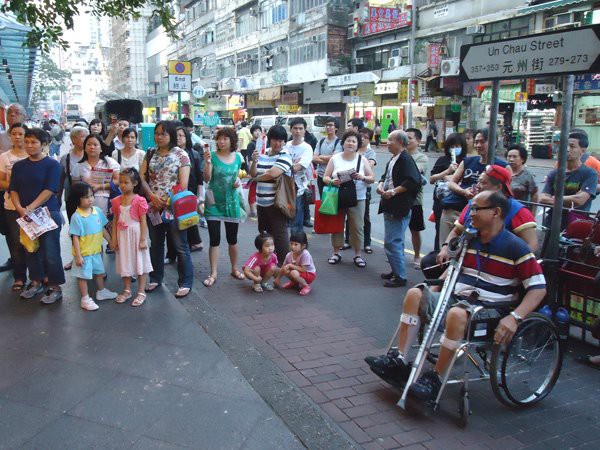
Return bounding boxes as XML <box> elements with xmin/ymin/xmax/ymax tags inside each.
<box><xmin>243</xmin><ymin>232</ymin><xmax>278</xmax><ymax>293</ymax></box>
<box><xmin>111</xmin><ymin>168</ymin><xmax>153</xmax><ymax>307</ymax></box>
<box><xmin>274</xmin><ymin>232</ymin><xmax>316</xmax><ymax>296</ymax></box>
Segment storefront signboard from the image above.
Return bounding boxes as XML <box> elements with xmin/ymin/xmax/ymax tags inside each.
<box><xmin>460</xmin><ymin>25</ymin><xmax>600</xmax><ymax>81</ymax></box>
<box><xmin>361</xmin><ymin>7</ymin><xmax>412</xmax><ymax>37</ymax></box>
<box><xmin>574</xmin><ymin>73</ymin><xmax>600</xmax><ymax>91</ymax></box>
<box><xmin>398</xmin><ymin>80</ymin><xmax>408</xmax><ymax>103</ymax></box>
<box><xmin>420</xmin><ymin>96</ymin><xmax>435</xmax><ymax>106</ymax></box>
<box><xmin>428</xmin><ymin>43</ymin><xmax>443</xmax><ymax>75</ymax></box>
<box><xmin>434</xmin><ymin>3</ymin><xmax>451</xmax><ymax>19</ymax></box>
<box><xmin>258</xmin><ymin>87</ymin><xmax>281</xmax><ymax>101</ymax></box>
<box><xmin>534</xmin><ymin>84</ymin><xmax>556</xmax><ymax>94</ymax></box>
<box><xmin>226</xmin><ymin>94</ymin><xmax>245</xmax><ymax>110</ymax></box>
<box><xmin>375</xmin><ymin>82</ymin><xmax>399</xmax><ymax>95</ymax></box>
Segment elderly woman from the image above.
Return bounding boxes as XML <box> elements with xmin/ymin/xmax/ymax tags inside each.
<box><xmin>323</xmin><ymin>130</ymin><xmax>375</xmax><ymax>268</ymax></box>
<box><xmin>140</xmin><ymin>120</ymin><xmax>193</xmax><ymax>298</ymax></box>
<box><xmin>506</xmin><ymin>144</ymin><xmax>538</xmax><ymax>214</ymax></box>
<box><xmin>202</xmin><ymin>127</ymin><xmax>244</xmax><ymax>287</ymax></box>
<box><xmin>249</xmin><ymin>124</ymin><xmax>293</xmax><ymax>264</ymax></box>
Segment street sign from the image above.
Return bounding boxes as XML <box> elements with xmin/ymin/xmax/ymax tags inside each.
<box><xmin>514</xmin><ymin>101</ymin><xmax>528</xmax><ymax>113</ymax></box>
<box><xmin>515</xmin><ymin>92</ymin><xmax>528</xmax><ymax>102</ymax></box>
<box><xmin>168</xmin><ymin>60</ymin><xmax>192</xmax><ymax>92</ymax></box>
<box><xmin>203</xmin><ymin>111</ymin><xmax>220</xmax><ymax>127</ymax></box>
<box><xmin>192</xmin><ymin>85</ymin><xmax>206</xmax><ymax>98</ymax></box>
<box><xmin>460</xmin><ymin>25</ymin><xmax>600</xmax><ymax>81</ymax></box>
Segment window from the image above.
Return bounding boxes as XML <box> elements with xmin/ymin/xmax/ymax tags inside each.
<box><xmin>356</xmin><ymin>44</ymin><xmax>407</xmax><ymax>71</ymax></box>
<box><xmin>473</xmin><ymin>17</ymin><xmax>530</xmax><ymax>43</ymax></box>
<box><xmin>289</xmin><ymin>33</ymin><xmax>326</xmax><ymax>66</ymax></box>
<box><xmin>290</xmin><ymin>0</ymin><xmax>326</xmax><ymax>15</ymax></box>
<box><xmin>236</xmin><ymin>49</ymin><xmax>259</xmax><ymax>76</ymax></box>
<box><xmin>236</xmin><ymin>7</ymin><xmax>258</xmax><ymax>38</ymax></box>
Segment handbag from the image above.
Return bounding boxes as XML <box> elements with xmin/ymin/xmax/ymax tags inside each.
<box><xmin>314</xmin><ymin>200</ymin><xmax>345</xmax><ymax>234</ymax></box>
<box><xmin>274</xmin><ymin>174</ymin><xmax>296</xmax><ymax>219</ymax></box>
<box><xmin>319</xmin><ymin>184</ymin><xmax>339</xmax><ymax>215</ymax></box>
<box><xmin>337</xmin><ymin>155</ymin><xmax>362</xmax><ymax>209</ymax></box>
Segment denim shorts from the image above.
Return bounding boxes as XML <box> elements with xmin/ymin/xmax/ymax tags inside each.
<box><xmin>71</xmin><ymin>253</ymin><xmax>105</xmax><ymax>280</ymax></box>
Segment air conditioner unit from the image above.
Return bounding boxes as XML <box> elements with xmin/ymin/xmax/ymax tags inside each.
<box><xmin>310</xmin><ymin>36</ymin><xmax>319</xmax><ymax>42</ymax></box>
<box><xmin>388</xmin><ymin>57</ymin><xmax>400</xmax><ymax>69</ymax></box>
<box><xmin>466</xmin><ymin>24</ymin><xmax>485</xmax><ymax>35</ymax></box>
<box><xmin>353</xmin><ymin>57</ymin><xmax>364</xmax><ymax>65</ymax></box>
<box><xmin>440</xmin><ymin>57</ymin><xmax>460</xmax><ymax>77</ymax></box>
<box><xmin>250</xmin><ymin>7</ymin><xmax>259</xmax><ymax>16</ymax></box>
<box><xmin>399</xmin><ymin>46</ymin><xmax>409</xmax><ymax>58</ymax></box>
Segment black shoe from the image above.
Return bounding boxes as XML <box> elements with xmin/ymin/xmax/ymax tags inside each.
<box><xmin>365</xmin><ymin>349</ymin><xmax>411</xmax><ymax>384</ymax></box>
<box><xmin>380</xmin><ymin>271</ymin><xmax>395</xmax><ymax>280</ymax></box>
<box><xmin>407</xmin><ymin>369</ymin><xmax>442</xmax><ymax>403</ymax></box>
<box><xmin>384</xmin><ymin>276</ymin><xmax>407</xmax><ymax>288</ymax></box>
<box><xmin>304</xmin><ymin>221</ymin><xmax>314</xmax><ymax>228</ymax></box>
<box><xmin>0</xmin><ymin>258</ymin><xmax>12</xmax><ymax>273</ymax></box>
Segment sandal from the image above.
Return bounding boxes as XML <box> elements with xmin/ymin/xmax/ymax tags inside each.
<box><xmin>131</xmin><ymin>293</ymin><xmax>146</xmax><ymax>307</ymax></box>
<box><xmin>115</xmin><ymin>289</ymin><xmax>132</xmax><ymax>304</ymax></box>
<box><xmin>230</xmin><ymin>270</ymin><xmax>245</xmax><ymax>280</ymax></box>
<box><xmin>175</xmin><ymin>287</ymin><xmax>191</xmax><ymax>298</ymax></box>
<box><xmin>364</xmin><ymin>246</ymin><xmax>373</xmax><ymax>254</ymax></box>
<box><xmin>12</xmin><ymin>281</ymin><xmax>25</xmax><ymax>291</ymax></box>
<box><xmin>341</xmin><ymin>243</ymin><xmax>351</xmax><ymax>250</ymax></box>
<box><xmin>64</xmin><ymin>261</ymin><xmax>72</xmax><ymax>271</ymax></box>
<box><xmin>328</xmin><ymin>253</ymin><xmax>342</xmax><ymax>264</ymax></box>
<box><xmin>191</xmin><ymin>244</ymin><xmax>203</xmax><ymax>252</ymax></box>
<box><xmin>203</xmin><ymin>275</ymin><xmax>216</xmax><ymax>287</ymax></box>
<box><xmin>146</xmin><ymin>282</ymin><xmax>161</xmax><ymax>292</ymax></box>
<box><xmin>353</xmin><ymin>255</ymin><xmax>367</xmax><ymax>268</ymax></box>
<box><xmin>252</xmin><ymin>283</ymin><xmax>263</xmax><ymax>293</ymax></box>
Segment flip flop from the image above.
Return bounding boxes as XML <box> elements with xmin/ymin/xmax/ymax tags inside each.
<box><xmin>203</xmin><ymin>275</ymin><xmax>216</xmax><ymax>287</ymax></box>
<box><xmin>12</xmin><ymin>281</ymin><xmax>25</xmax><ymax>291</ymax></box>
<box><xmin>191</xmin><ymin>244</ymin><xmax>203</xmax><ymax>252</ymax></box>
<box><xmin>230</xmin><ymin>270</ymin><xmax>245</xmax><ymax>280</ymax></box>
<box><xmin>364</xmin><ymin>246</ymin><xmax>373</xmax><ymax>254</ymax></box>
<box><xmin>131</xmin><ymin>293</ymin><xmax>146</xmax><ymax>307</ymax></box>
<box><xmin>146</xmin><ymin>282</ymin><xmax>161</xmax><ymax>292</ymax></box>
<box><xmin>175</xmin><ymin>287</ymin><xmax>190</xmax><ymax>298</ymax></box>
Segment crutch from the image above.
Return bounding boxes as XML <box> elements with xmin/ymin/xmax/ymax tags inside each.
<box><xmin>398</xmin><ymin>228</ymin><xmax>477</xmax><ymax>409</ymax></box>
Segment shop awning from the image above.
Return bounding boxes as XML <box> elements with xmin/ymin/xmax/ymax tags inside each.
<box><xmin>517</xmin><ymin>0</ymin><xmax>586</xmax><ymax>14</ymax></box>
<box><xmin>329</xmin><ymin>84</ymin><xmax>357</xmax><ymax>91</ymax></box>
<box><xmin>328</xmin><ymin>71</ymin><xmax>380</xmax><ymax>89</ymax></box>
<box><xmin>480</xmin><ymin>84</ymin><xmax>521</xmax><ymax>103</ymax></box>
<box><xmin>0</xmin><ymin>14</ymin><xmax>39</xmax><ymax>105</ymax></box>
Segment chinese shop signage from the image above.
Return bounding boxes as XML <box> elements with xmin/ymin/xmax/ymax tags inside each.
<box><xmin>361</xmin><ymin>7</ymin><xmax>412</xmax><ymax>37</ymax></box>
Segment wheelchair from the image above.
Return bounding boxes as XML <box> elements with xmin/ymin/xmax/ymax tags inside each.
<box><xmin>375</xmin><ymin>231</ymin><xmax>564</xmax><ymax>427</ymax></box>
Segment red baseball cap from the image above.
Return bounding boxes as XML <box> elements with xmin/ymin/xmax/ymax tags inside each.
<box><xmin>485</xmin><ymin>164</ymin><xmax>514</xmax><ymax>197</ymax></box>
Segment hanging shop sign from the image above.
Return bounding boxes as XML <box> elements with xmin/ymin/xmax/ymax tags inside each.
<box><xmin>361</xmin><ymin>7</ymin><xmax>412</xmax><ymax>37</ymax></box>
<box><xmin>226</xmin><ymin>94</ymin><xmax>245</xmax><ymax>110</ymax></box>
<box><xmin>574</xmin><ymin>73</ymin><xmax>600</xmax><ymax>91</ymax></box>
<box><xmin>427</xmin><ymin>43</ymin><xmax>444</xmax><ymax>75</ymax></box>
<box><xmin>398</xmin><ymin>80</ymin><xmax>408</xmax><ymax>103</ymax></box>
<box><xmin>375</xmin><ymin>82</ymin><xmax>399</xmax><ymax>95</ymax></box>
<box><xmin>460</xmin><ymin>25</ymin><xmax>600</xmax><ymax>81</ymax></box>
<box><xmin>534</xmin><ymin>84</ymin><xmax>556</xmax><ymax>94</ymax></box>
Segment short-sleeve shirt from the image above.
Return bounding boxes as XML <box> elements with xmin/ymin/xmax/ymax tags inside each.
<box><xmin>314</xmin><ymin>137</ymin><xmax>342</xmax><ymax>178</ymax></box>
<box><xmin>9</xmin><ymin>157</ymin><xmax>61</xmax><ymax>211</ymax></box>
<box><xmin>443</xmin><ymin>156</ymin><xmax>508</xmax><ymax>210</ymax></box>
<box><xmin>455</xmin><ymin>228</ymin><xmax>546</xmax><ymax>304</ymax></box>
<box><xmin>59</xmin><ymin>151</ymin><xmax>84</xmax><ymax>201</ymax></box>
<box><xmin>112</xmin><ymin>148</ymin><xmax>146</xmax><ymax>171</ymax></box>
<box><xmin>285</xmin><ymin>141</ymin><xmax>313</xmax><ymax>196</ymax></box>
<box><xmin>510</xmin><ymin>168</ymin><xmax>538</xmax><ymax>203</ymax></box>
<box><xmin>76</xmin><ymin>157</ymin><xmax>120</xmax><ymax>199</ymax></box>
<box><xmin>0</xmin><ymin>150</ymin><xmax>28</xmax><ymax>210</ymax></box>
<box><xmin>456</xmin><ymin>197</ymin><xmax>536</xmax><ymax>235</ymax></box>
<box><xmin>69</xmin><ymin>206</ymin><xmax>108</xmax><ymax>256</ymax></box>
<box><xmin>582</xmin><ymin>153</ymin><xmax>600</xmax><ymax>183</ymax></box>
<box><xmin>255</xmin><ymin>150</ymin><xmax>293</xmax><ymax>207</ymax></box>
<box><xmin>147</xmin><ymin>147</ymin><xmax>191</xmax><ymax>197</ymax></box>
<box><xmin>542</xmin><ymin>164</ymin><xmax>597</xmax><ymax>211</ymax></box>
<box><xmin>410</xmin><ymin>150</ymin><xmax>428</xmax><ymax>206</ymax></box>
<box><xmin>282</xmin><ymin>249</ymin><xmax>316</xmax><ymax>273</ymax></box>
<box><xmin>243</xmin><ymin>251</ymin><xmax>278</xmax><ymax>271</ymax></box>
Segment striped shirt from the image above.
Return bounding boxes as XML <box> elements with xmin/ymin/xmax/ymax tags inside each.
<box><xmin>256</xmin><ymin>150</ymin><xmax>293</xmax><ymax>207</ymax></box>
<box><xmin>454</xmin><ymin>228</ymin><xmax>546</xmax><ymax>304</ymax></box>
<box><xmin>456</xmin><ymin>197</ymin><xmax>536</xmax><ymax>235</ymax></box>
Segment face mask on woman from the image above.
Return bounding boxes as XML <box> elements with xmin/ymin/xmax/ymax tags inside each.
<box><xmin>451</xmin><ymin>147</ymin><xmax>462</xmax><ymax>156</ymax></box>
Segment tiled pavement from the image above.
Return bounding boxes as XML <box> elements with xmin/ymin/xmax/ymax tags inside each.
<box><xmin>189</xmin><ymin>218</ymin><xmax>600</xmax><ymax>450</ymax></box>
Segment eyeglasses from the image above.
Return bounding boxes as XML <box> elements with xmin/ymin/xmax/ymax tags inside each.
<box><xmin>325</xmin><ymin>124</ymin><xmax>336</xmax><ymax>128</ymax></box>
<box><xmin>470</xmin><ymin>205</ymin><xmax>496</xmax><ymax>213</ymax></box>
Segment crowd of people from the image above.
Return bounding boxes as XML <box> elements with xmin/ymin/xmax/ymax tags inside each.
<box><xmin>0</xmin><ymin>103</ymin><xmax>599</xmax><ymax>373</ymax></box>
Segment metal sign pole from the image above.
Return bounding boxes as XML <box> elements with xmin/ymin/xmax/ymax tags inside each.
<box><xmin>178</xmin><ymin>91</ymin><xmax>182</xmax><ymax>120</ymax></box>
<box><xmin>487</xmin><ymin>79</ymin><xmax>500</xmax><ymax>163</ymax></box>
<box><xmin>545</xmin><ymin>74</ymin><xmax>574</xmax><ymax>260</ymax></box>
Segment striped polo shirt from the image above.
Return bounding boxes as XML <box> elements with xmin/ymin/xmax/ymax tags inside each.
<box><xmin>255</xmin><ymin>150</ymin><xmax>293</xmax><ymax>207</ymax></box>
<box><xmin>454</xmin><ymin>228</ymin><xmax>546</xmax><ymax>304</ymax></box>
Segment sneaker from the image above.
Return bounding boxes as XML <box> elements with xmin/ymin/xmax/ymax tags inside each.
<box><xmin>81</xmin><ymin>296</ymin><xmax>99</xmax><ymax>311</ymax></box>
<box><xmin>96</xmin><ymin>288</ymin><xmax>118</xmax><ymax>301</ymax></box>
<box><xmin>384</xmin><ymin>276</ymin><xmax>407</xmax><ymax>288</ymax></box>
<box><xmin>407</xmin><ymin>369</ymin><xmax>442</xmax><ymax>403</ymax></box>
<box><xmin>20</xmin><ymin>283</ymin><xmax>44</xmax><ymax>299</ymax></box>
<box><xmin>298</xmin><ymin>285</ymin><xmax>311</xmax><ymax>296</ymax></box>
<box><xmin>261</xmin><ymin>282</ymin><xmax>274</xmax><ymax>291</ymax></box>
<box><xmin>365</xmin><ymin>349</ymin><xmax>411</xmax><ymax>383</ymax></box>
<box><xmin>40</xmin><ymin>289</ymin><xmax>63</xmax><ymax>304</ymax></box>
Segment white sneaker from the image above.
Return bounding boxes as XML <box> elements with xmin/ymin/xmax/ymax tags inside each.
<box><xmin>81</xmin><ymin>296</ymin><xmax>99</xmax><ymax>311</ymax></box>
<box><xmin>96</xmin><ymin>288</ymin><xmax>118</xmax><ymax>301</ymax></box>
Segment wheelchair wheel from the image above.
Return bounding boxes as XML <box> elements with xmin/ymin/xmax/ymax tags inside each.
<box><xmin>490</xmin><ymin>313</ymin><xmax>563</xmax><ymax>408</ymax></box>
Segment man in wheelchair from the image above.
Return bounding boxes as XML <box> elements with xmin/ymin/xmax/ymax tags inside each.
<box><xmin>366</xmin><ymin>191</ymin><xmax>547</xmax><ymax>406</ymax></box>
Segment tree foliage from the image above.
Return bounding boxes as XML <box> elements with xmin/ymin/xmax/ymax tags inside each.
<box><xmin>1</xmin><ymin>0</ymin><xmax>177</xmax><ymax>52</ymax></box>
<box><xmin>29</xmin><ymin>54</ymin><xmax>72</xmax><ymax>111</ymax></box>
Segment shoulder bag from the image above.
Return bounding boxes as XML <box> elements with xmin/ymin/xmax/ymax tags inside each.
<box><xmin>274</xmin><ymin>173</ymin><xmax>296</xmax><ymax>219</ymax></box>
<box><xmin>338</xmin><ymin>155</ymin><xmax>362</xmax><ymax>209</ymax></box>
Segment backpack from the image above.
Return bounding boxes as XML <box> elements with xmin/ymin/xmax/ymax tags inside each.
<box><xmin>318</xmin><ymin>137</ymin><xmax>340</xmax><ymax>155</ymax></box>
<box><xmin>169</xmin><ymin>185</ymin><xmax>199</xmax><ymax>230</ymax></box>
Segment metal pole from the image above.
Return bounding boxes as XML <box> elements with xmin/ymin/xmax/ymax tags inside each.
<box><xmin>407</xmin><ymin>0</ymin><xmax>417</xmax><ymax>128</ymax></box>
<box><xmin>516</xmin><ymin>111</ymin><xmax>521</xmax><ymax>144</ymax></box>
<box><xmin>487</xmin><ymin>79</ymin><xmax>500</xmax><ymax>163</ymax></box>
<box><xmin>545</xmin><ymin>74</ymin><xmax>574</xmax><ymax>260</ymax></box>
<box><xmin>178</xmin><ymin>91</ymin><xmax>182</xmax><ymax>120</ymax></box>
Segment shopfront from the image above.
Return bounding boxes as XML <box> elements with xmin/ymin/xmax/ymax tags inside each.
<box><xmin>573</xmin><ymin>74</ymin><xmax>600</xmax><ymax>150</ymax></box>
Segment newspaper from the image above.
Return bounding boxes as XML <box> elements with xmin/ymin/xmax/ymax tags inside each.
<box><xmin>337</xmin><ymin>168</ymin><xmax>356</xmax><ymax>183</ymax></box>
<box><xmin>90</xmin><ymin>166</ymin><xmax>114</xmax><ymax>187</ymax></box>
<box><xmin>17</xmin><ymin>206</ymin><xmax>58</xmax><ymax>240</ymax></box>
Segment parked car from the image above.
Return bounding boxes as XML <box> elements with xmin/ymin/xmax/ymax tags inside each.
<box><xmin>278</xmin><ymin>114</ymin><xmax>329</xmax><ymax>140</ymax></box>
<box><xmin>248</xmin><ymin>115</ymin><xmax>280</xmax><ymax>130</ymax></box>
<box><xmin>201</xmin><ymin>117</ymin><xmax>234</xmax><ymax>139</ymax></box>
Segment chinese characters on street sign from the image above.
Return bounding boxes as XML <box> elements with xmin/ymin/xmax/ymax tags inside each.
<box><xmin>168</xmin><ymin>60</ymin><xmax>192</xmax><ymax>92</ymax></box>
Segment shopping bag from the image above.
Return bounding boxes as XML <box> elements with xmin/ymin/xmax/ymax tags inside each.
<box><xmin>314</xmin><ymin>200</ymin><xmax>344</xmax><ymax>234</ymax></box>
<box><xmin>319</xmin><ymin>184</ymin><xmax>339</xmax><ymax>216</ymax></box>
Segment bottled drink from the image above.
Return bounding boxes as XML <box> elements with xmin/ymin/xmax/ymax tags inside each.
<box><xmin>555</xmin><ymin>307</ymin><xmax>570</xmax><ymax>349</ymax></box>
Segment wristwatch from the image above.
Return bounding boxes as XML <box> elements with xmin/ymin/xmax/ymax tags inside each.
<box><xmin>510</xmin><ymin>311</ymin><xmax>523</xmax><ymax>324</ymax></box>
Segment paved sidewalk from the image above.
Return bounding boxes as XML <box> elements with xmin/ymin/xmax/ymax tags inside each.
<box><xmin>0</xmin><ymin>234</ymin><xmax>305</xmax><ymax>449</ymax></box>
